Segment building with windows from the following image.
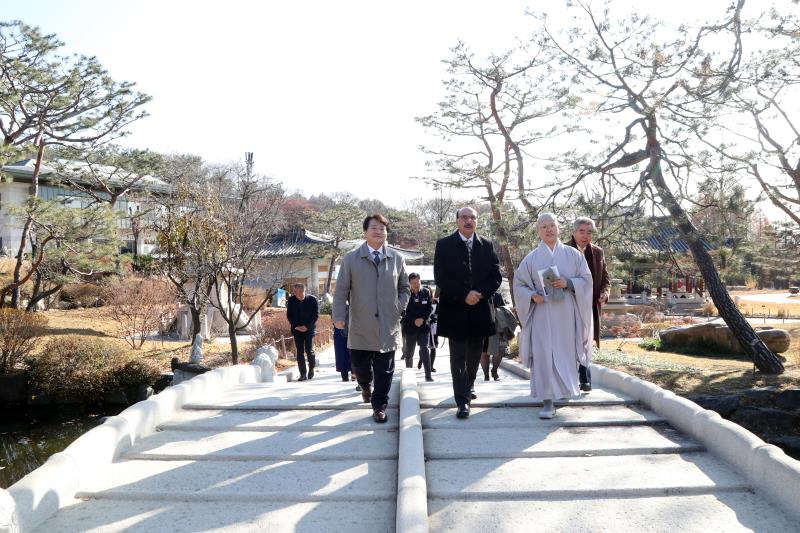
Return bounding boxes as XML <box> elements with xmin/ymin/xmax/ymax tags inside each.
<box><xmin>0</xmin><ymin>158</ymin><xmax>170</xmax><ymax>256</ymax></box>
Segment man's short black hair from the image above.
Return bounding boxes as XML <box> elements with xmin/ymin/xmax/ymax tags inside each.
<box><xmin>293</xmin><ymin>283</ymin><xmax>305</xmax><ymax>290</ymax></box>
<box><xmin>408</xmin><ymin>272</ymin><xmax>420</xmax><ymax>281</ymax></box>
<box><xmin>363</xmin><ymin>213</ymin><xmax>390</xmax><ymax>232</ymax></box>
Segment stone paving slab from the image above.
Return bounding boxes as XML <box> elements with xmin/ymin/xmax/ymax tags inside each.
<box><xmin>77</xmin><ymin>459</ymin><xmax>396</xmax><ymax>501</ymax></box>
<box><xmin>423</xmin><ymin>424</ymin><xmax>701</xmax><ymax>458</ymax></box>
<box><xmin>426</xmin><ymin>453</ymin><xmax>748</xmax><ymax>498</ymax></box>
<box><xmin>126</xmin><ymin>429</ymin><xmax>398</xmax><ymax>461</ymax></box>
<box><xmin>160</xmin><ymin>408</ymin><xmax>400</xmax><ymax>431</ymax></box>
<box><xmin>418</xmin><ymin>381</ymin><xmax>634</xmax><ymax>407</ymax></box>
<box><xmin>422</xmin><ymin>405</ymin><xmax>665</xmax><ymax>429</ymax></box>
<box><xmin>428</xmin><ymin>493</ymin><xmax>800</xmax><ymax>532</ymax></box>
<box><xmin>183</xmin><ymin>381</ymin><xmax>399</xmax><ymax>410</ymax></box>
<box><xmin>35</xmin><ymin>499</ymin><xmax>396</xmax><ymax>533</ymax></box>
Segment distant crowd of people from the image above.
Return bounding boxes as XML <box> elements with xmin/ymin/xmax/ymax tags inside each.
<box><xmin>286</xmin><ymin>208</ymin><xmax>610</xmax><ymax>423</ymax></box>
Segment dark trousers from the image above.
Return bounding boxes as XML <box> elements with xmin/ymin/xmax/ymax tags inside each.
<box><xmin>350</xmin><ymin>349</ymin><xmax>395</xmax><ymax>410</ymax></box>
<box><xmin>448</xmin><ymin>337</ymin><xmax>483</xmax><ymax>407</ymax></box>
<box><xmin>579</xmin><ymin>364</ymin><xmax>591</xmax><ymax>385</ymax></box>
<box><xmin>403</xmin><ymin>326</ymin><xmax>431</xmax><ymax>378</ymax></box>
<box><xmin>293</xmin><ymin>332</ymin><xmax>315</xmax><ymax>377</ymax></box>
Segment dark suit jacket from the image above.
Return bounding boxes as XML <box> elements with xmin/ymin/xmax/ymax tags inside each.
<box><xmin>567</xmin><ymin>237</ymin><xmax>610</xmax><ymax>346</ymax></box>
<box><xmin>402</xmin><ymin>286</ymin><xmax>433</xmax><ymax>333</ymax></box>
<box><xmin>286</xmin><ymin>295</ymin><xmax>319</xmax><ymax>334</ymax></box>
<box><xmin>434</xmin><ymin>231</ymin><xmax>502</xmax><ymax>338</ymax></box>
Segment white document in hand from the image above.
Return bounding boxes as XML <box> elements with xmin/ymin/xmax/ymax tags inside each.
<box><xmin>536</xmin><ymin>265</ymin><xmax>560</xmax><ymax>296</ymax></box>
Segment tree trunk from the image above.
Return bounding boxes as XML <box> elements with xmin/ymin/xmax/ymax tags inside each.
<box><xmin>649</xmin><ymin>157</ymin><xmax>784</xmax><ymax>374</ymax></box>
<box><xmin>488</xmin><ymin>204</ymin><xmax>516</xmax><ymax>306</ymax></box>
<box><xmin>11</xmin><ymin>138</ymin><xmax>46</xmax><ymax>309</ymax></box>
<box><xmin>26</xmin><ymin>282</ymin><xmax>62</xmax><ymax>312</ymax></box>
<box><xmin>324</xmin><ymin>252</ymin><xmax>338</xmax><ymax>295</ymax></box>
<box><xmin>190</xmin><ymin>305</ymin><xmax>202</xmax><ymax>339</ymax></box>
<box><xmin>229</xmin><ymin>321</ymin><xmax>239</xmax><ymax>365</ymax></box>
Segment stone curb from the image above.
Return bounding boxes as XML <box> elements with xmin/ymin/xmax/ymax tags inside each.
<box><xmin>7</xmin><ymin>363</ymin><xmax>270</xmax><ymax>533</ymax></box>
<box><xmin>501</xmin><ymin>359</ymin><xmax>800</xmax><ymax>522</ymax></box>
<box><xmin>396</xmin><ymin>368</ymin><xmax>429</xmax><ymax>533</ymax></box>
<box><xmin>592</xmin><ymin>365</ymin><xmax>800</xmax><ymax>523</ymax></box>
<box><xmin>0</xmin><ymin>487</ymin><xmax>17</xmax><ymax>533</ymax></box>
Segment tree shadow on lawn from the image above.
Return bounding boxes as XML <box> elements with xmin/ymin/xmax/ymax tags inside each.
<box><xmin>42</xmin><ymin>326</ymin><xmax>112</xmax><ymax>338</ymax></box>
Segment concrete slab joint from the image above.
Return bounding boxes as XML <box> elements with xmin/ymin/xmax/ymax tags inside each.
<box><xmin>396</xmin><ymin>368</ymin><xmax>429</xmax><ymax>533</ymax></box>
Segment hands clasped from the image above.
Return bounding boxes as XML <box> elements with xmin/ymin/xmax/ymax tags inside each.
<box><xmin>464</xmin><ymin>290</ymin><xmax>482</xmax><ymax>305</ymax></box>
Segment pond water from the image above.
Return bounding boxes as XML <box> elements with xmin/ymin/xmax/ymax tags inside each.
<box><xmin>0</xmin><ymin>406</ymin><xmax>122</xmax><ymax>488</ymax></box>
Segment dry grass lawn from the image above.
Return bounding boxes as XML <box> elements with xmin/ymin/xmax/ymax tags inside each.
<box><xmin>729</xmin><ymin>289</ymin><xmax>800</xmax><ymax>317</ymax></box>
<box><xmin>34</xmin><ymin>308</ymin><xmax>297</xmax><ymax>372</ymax></box>
<box><xmin>596</xmin><ymin>323</ymin><xmax>800</xmax><ymax>396</ymax></box>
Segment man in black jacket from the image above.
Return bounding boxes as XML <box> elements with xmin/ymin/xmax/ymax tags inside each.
<box><xmin>286</xmin><ymin>283</ymin><xmax>319</xmax><ymax>381</ymax></box>
<box><xmin>402</xmin><ymin>272</ymin><xmax>434</xmax><ymax>381</ymax></box>
<box><xmin>434</xmin><ymin>206</ymin><xmax>502</xmax><ymax>419</ymax></box>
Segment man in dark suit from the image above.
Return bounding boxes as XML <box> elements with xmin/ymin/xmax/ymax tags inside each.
<box><xmin>286</xmin><ymin>283</ymin><xmax>319</xmax><ymax>381</ymax></box>
<box><xmin>402</xmin><ymin>272</ymin><xmax>434</xmax><ymax>381</ymax></box>
<box><xmin>566</xmin><ymin>216</ymin><xmax>610</xmax><ymax>392</ymax></box>
<box><xmin>434</xmin><ymin>206</ymin><xmax>502</xmax><ymax>419</ymax></box>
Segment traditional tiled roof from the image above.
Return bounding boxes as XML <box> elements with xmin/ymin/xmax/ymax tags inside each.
<box><xmin>615</xmin><ymin>225</ymin><xmax>714</xmax><ymax>255</ymax></box>
<box><xmin>1</xmin><ymin>159</ymin><xmax>173</xmax><ymax>194</ymax></box>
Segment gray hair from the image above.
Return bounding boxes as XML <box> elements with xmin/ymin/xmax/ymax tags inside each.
<box><xmin>536</xmin><ymin>212</ymin><xmax>558</xmax><ymax>229</ymax></box>
<box><xmin>573</xmin><ymin>217</ymin><xmax>597</xmax><ymax>232</ymax></box>
<box><xmin>456</xmin><ymin>206</ymin><xmax>477</xmax><ymax>219</ymax></box>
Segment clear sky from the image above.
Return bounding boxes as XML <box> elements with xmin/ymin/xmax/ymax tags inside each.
<box><xmin>4</xmin><ymin>0</ymin><xmax>781</xmax><ymax>215</ymax></box>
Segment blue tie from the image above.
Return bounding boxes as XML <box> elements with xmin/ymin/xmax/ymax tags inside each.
<box><xmin>372</xmin><ymin>250</ymin><xmax>380</xmax><ymax>266</ymax></box>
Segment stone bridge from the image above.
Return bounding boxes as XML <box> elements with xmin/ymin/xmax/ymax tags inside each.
<box><xmin>2</xmin><ymin>345</ymin><xmax>799</xmax><ymax>532</ymax></box>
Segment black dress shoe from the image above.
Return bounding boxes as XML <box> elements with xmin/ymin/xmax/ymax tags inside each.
<box><xmin>456</xmin><ymin>405</ymin><xmax>470</xmax><ymax>419</ymax></box>
<box><xmin>580</xmin><ymin>383</ymin><xmax>592</xmax><ymax>392</ymax></box>
<box><xmin>297</xmin><ymin>375</ymin><xmax>307</xmax><ymax>381</ymax></box>
<box><xmin>308</xmin><ymin>368</ymin><xmax>315</xmax><ymax>379</ymax></box>
<box><xmin>491</xmin><ymin>368</ymin><xmax>500</xmax><ymax>381</ymax></box>
<box><xmin>425</xmin><ymin>377</ymin><xmax>434</xmax><ymax>382</ymax></box>
<box><xmin>470</xmin><ymin>392</ymin><xmax>477</xmax><ymax>400</ymax></box>
<box><xmin>373</xmin><ymin>405</ymin><xmax>388</xmax><ymax>423</ymax></box>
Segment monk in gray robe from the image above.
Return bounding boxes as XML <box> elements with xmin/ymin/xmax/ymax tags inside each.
<box><xmin>513</xmin><ymin>213</ymin><xmax>594</xmax><ymax>419</ymax></box>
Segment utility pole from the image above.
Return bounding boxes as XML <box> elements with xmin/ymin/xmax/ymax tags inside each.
<box><xmin>245</xmin><ymin>152</ymin><xmax>254</xmax><ymax>179</ymax></box>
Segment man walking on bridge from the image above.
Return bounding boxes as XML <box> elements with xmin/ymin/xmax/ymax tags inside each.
<box><xmin>334</xmin><ymin>214</ymin><xmax>410</xmax><ymax>423</ymax></box>
<box><xmin>286</xmin><ymin>283</ymin><xmax>319</xmax><ymax>381</ymax></box>
<box><xmin>566</xmin><ymin>216</ymin><xmax>610</xmax><ymax>392</ymax></box>
<box><xmin>434</xmin><ymin>206</ymin><xmax>502</xmax><ymax>419</ymax></box>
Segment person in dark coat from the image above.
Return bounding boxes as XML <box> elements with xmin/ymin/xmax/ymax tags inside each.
<box><xmin>402</xmin><ymin>272</ymin><xmax>434</xmax><ymax>381</ymax></box>
<box><xmin>566</xmin><ymin>216</ymin><xmax>610</xmax><ymax>392</ymax></box>
<box><xmin>333</xmin><ymin>304</ymin><xmax>353</xmax><ymax>382</ymax></box>
<box><xmin>434</xmin><ymin>206</ymin><xmax>502</xmax><ymax>419</ymax></box>
<box><xmin>286</xmin><ymin>283</ymin><xmax>319</xmax><ymax>381</ymax></box>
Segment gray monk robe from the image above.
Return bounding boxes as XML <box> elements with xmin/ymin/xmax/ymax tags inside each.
<box><xmin>513</xmin><ymin>241</ymin><xmax>594</xmax><ymax>400</ymax></box>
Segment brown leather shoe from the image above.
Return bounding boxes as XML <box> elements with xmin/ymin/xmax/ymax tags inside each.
<box><xmin>373</xmin><ymin>405</ymin><xmax>388</xmax><ymax>423</ymax></box>
<box><xmin>361</xmin><ymin>386</ymin><xmax>372</xmax><ymax>403</ymax></box>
